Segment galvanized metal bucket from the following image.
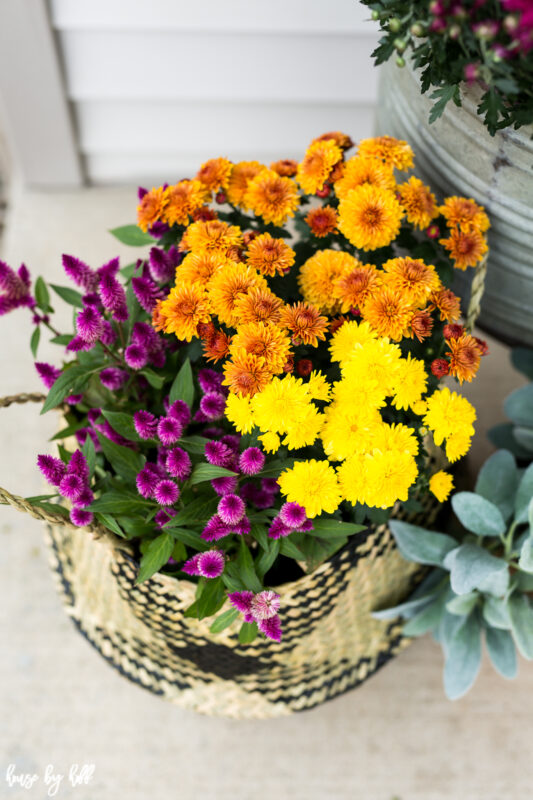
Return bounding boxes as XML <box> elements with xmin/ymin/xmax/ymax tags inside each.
<box><xmin>375</xmin><ymin>60</ymin><xmax>533</xmax><ymax>347</ymax></box>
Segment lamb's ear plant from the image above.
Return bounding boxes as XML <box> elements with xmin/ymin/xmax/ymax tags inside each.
<box><xmin>375</xmin><ymin>449</ymin><xmax>533</xmax><ymax>699</ymax></box>
<box><xmin>489</xmin><ymin>347</ymin><xmax>533</xmax><ymax>459</ymax></box>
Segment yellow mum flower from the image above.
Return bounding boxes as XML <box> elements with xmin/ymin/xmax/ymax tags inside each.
<box><xmin>137</xmin><ymin>186</ymin><xmax>168</xmax><ymax>232</ymax></box>
<box><xmin>411</xmin><ymin>399</ymin><xmax>428</xmax><ymax>416</ymax></box>
<box><xmin>246</xmin><ymin>233</ymin><xmax>295</xmax><ymax>277</ymax></box>
<box><xmin>230</xmin><ymin>321</ymin><xmax>291</xmax><ymax>374</ymax></box>
<box><xmin>321</xmin><ymin>402</ymin><xmax>382</xmax><ymax>461</ymax></box>
<box><xmin>282</xmin><ymin>406</ymin><xmax>324</xmax><ymax>450</ymax></box>
<box><xmin>163</xmin><ymin>180</ymin><xmax>210</xmax><ymax>227</ymax></box>
<box><xmin>329</xmin><ymin>320</ymin><xmax>378</xmax><ymax>365</ymax></box>
<box><xmin>364</xmin><ymin>450</ymin><xmax>419</xmax><ymax>509</ymax></box>
<box><xmin>156</xmin><ymin>283</ymin><xmax>211</xmax><ymax>342</ymax></box>
<box><xmin>176</xmin><ymin>251</ymin><xmax>230</xmax><ymax>288</ymax></box>
<box><xmin>305</xmin><ymin>370</ymin><xmax>331</xmax><ymax>401</ymax></box>
<box><xmin>196</xmin><ymin>157</ymin><xmax>233</xmax><ymax>192</ymax></box>
<box><xmin>338</xmin><ymin>185</ymin><xmax>403</xmax><ymax>251</ymax></box>
<box><xmin>297</xmin><ymin>139</ymin><xmax>343</xmax><ymax>194</ymax></box>
<box><xmin>445</xmin><ymin>431</ymin><xmax>473</xmax><ymax>463</ymax></box>
<box><xmin>423</xmin><ymin>387</ymin><xmax>476</xmax><ymax>448</ymax></box>
<box><xmin>298</xmin><ymin>250</ymin><xmax>357</xmax><ymax>314</ymax></box>
<box><xmin>338</xmin><ymin>337</ymin><xmax>403</xmax><ymax>393</ymax></box>
<box><xmin>429</xmin><ymin>470</ymin><xmax>454</xmax><ymax>502</ymax></box>
<box><xmin>357</xmin><ymin>136</ymin><xmax>414</xmax><ymax>171</ymax></box>
<box><xmin>227</xmin><ymin>161</ymin><xmax>264</xmax><ymax>208</ymax></box>
<box><xmin>382</xmin><ymin>257</ymin><xmax>441</xmax><ymax>306</ymax></box>
<box><xmin>372</xmin><ymin>423</ymin><xmax>419</xmax><ymax>457</ymax></box>
<box><xmin>250</xmin><ymin>374</ymin><xmax>312</xmax><ymax>435</ymax></box>
<box><xmin>244</xmin><ymin>169</ymin><xmax>300</xmax><ymax>226</ymax></box>
<box><xmin>278</xmin><ymin>459</ymin><xmax>342</xmax><ymax>518</ymax></box>
<box><xmin>259</xmin><ymin>431</ymin><xmax>281</xmax><ymax>453</ymax></box>
<box><xmin>208</xmin><ymin>262</ymin><xmax>267</xmax><ymax>327</ymax></box>
<box><xmin>225</xmin><ymin>392</ymin><xmax>255</xmax><ymax>434</ymax></box>
<box><xmin>334</xmin><ymin>155</ymin><xmax>396</xmax><ymax>200</ymax></box>
<box><xmin>337</xmin><ymin>454</ymin><xmax>369</xmax><ymax>505</ymax></box>
<box><xmin>361</xmin><ymin>287</ymin><xmax>414</xmax><ymax>341</ymax></box>
<box><xmin>397</xmin><ymin>176</ymin><xmax>438</xmax><ymax>230</ymax></box>
<box><xmin>182</xmin><ymin>220</ymin><xmax>243</xmax><ymax>255</ymax></box>
<box><xmin>391</xmin><ymin>354</ymin><xmax>428</xmax><ymax>411</ymax></box>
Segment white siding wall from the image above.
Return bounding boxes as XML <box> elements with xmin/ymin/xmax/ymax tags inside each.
<box><xmin>49</xmin><ymin>0</ymin><xmax>380</xmax><ymax>185</ymax></box>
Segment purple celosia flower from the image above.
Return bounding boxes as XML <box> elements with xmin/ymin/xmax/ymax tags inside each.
<box><xmin>100</xmin><ymin>321</ymin><xmax>117</xmax><ymax>346</ymax></box>
<box><xmin>100</xmin><ymin>367</ymin><xmax>129</xmax><ymax>391</ymax></box>
<box><xmin>94</xmin><ymin>419</ymin><xmax>133</xmax><ymax>448</ymax></box>
<box><xmin>35</xmin><ymin>362</ymin><xmax>60</xmax><ymax>390</ymax></box>
<box><xmin>250</xmin><ymin>590</ymin><xmax>281</xmax><ymax>620</ymax></box>
<box><xmin>268</xmin><ymin>517</ymin><xmax>292</xmax><ymax>539</ymax></box>
<box><xmin>70</xmin><ymin>507</ymin><xmax>94</xmax><ymax>527</ymax></box>
<box><xmin>133</xmin><ymin>410</ymin><xmax>158</xmax><ymax>439</ymax></box>
<box><xmin>261</xmin><ymin>478</ymin><xmax>279</xmax><ymax>494</ymax></box>
<box><xmin>279</xmin><ymin>502</ymin><xmax>307</xmax><ymax>529</ymax></box>
<box><xmin>257</xmin><ymin>615</ymin><xmax>282</xmax><ymax>643</ymax></box>
<box><xmin>182</xmin><ymin>553</ymin><xmax>202</xmax><ymax>576</ymax></box>
<box><xmin>97</xmin><ymin>257</ymin><xmax>119</xmax><ymax>279</ymax></box>
<box><xmin>297</xmin><ymin>518</ymin><xmax>314</xmax><ymax>533</ymax></box>
<box><xmin>239</xmin><ymin>447</ymin><xmax>265</xmax><ymax>476</ymax></box>
<box><xmin>62</xmin><ymin>254</ymin><xmax>98</xmax><ymax>292</ymax></box>
<box><xmin>251</xmin><ymin>489</ymin><xmax>276</xmax><ymax>510</ymax></box>
<box><xmin>232</xmin><ymin>515</ymin><xmax>251</xmax><ymax>536</ymax></box>
<box><xmin>74</xmin><ymin>427</ymin><xmax>100</xmax><ymax>450</ymax></box>
<box><xmin>155</xmin><ymin>508</ymin><xmax>176</xmax><ymax>528</ymax></box>
<box><xmin>198</xmin><ymin>550</ymin><xmax>225</xmax><ymax>579</ymax></box>
<box><xmin>0</xmin><ymin>261</ymin><xmax>34</xmax><ymax>315</ymax></box>
<box><xmin>199</xmin><ymin>392</ymin><xmax>226</xmax><ymax>421</ymax></box>
<box><xmin>154</xmin><ymin>479</ymin><xmax>180</xmax><ymax>506</ymax></box>
<box><xmin>66</xmin><ymin>335</ymin><xmax>94</xmax><ymax>353</ymax></box>
<box><xmin>124</xmin><ymin>344</ymin><xmax>148</xmax><ymax>370</ymax></box>
<box><xmin>166</xmin><ymin>447</ymin><xmax>192</xmax><ymax>480</ymax></box>
<box><xmin>193</xmin><ymin>409</ymin><xmax>209</xmax><ymax>423</ymax></box>
<box><xmin>132</xmin><ymin>321</ymin><xmax>160</xmax><ymax>351</ymax></box>
<box><xmin>211</xmin><ymin>475</ymin><xmax>239</xmax><ymax>496</ymax></box>
<box><xmin>204</xmin><ymin>440</ymin><xmax>233</xmax><ymax>468</ymax></box>
<box><xmin>87</xmin><ymin>408</ymin><xmax>101</xmax><ymax>425</ymax></box>
<box><xmin>82</xmin><ymin>292</ymin><xmax>101</xmax><ymax>308</ymax></box>
<box><xmin>75</xmin><ymin>487</ymin><xmax>94</xmax><ymax>508</ymax></box>
<box><xmin>136</xmin><ymin>465</ymin><xmax>160</xmax><ymax>499</ymax></box>
<box><xmin>58</xmin><ymin>473</ymin><xmax>85</xmax><ymax>501</ymax></box>
<box><xmin>138</xmin><ymin>186</ymin><xmax>148</xmax><ymax>200</ymax></box>
<box><xmin>167</xmin><ymin>399</ymin><xmax>191</xmax><ymax>428</ymax></box>
<box><xmin>197</xmin><ymin>368</ymin><xmax>224</xmax><ymax>394</ymax></box>
<box><xmin>157</xmin><ymin>416</ymin><xmax>182</xmax><ymax>445</ymax></box>
<box><xmin>150</xmin><ymin>221</ymin><xmax>170</xmax><ymax>238</ymax></box>
<box><xmin>76</xmin><ymin>306</ymin><xmax>104</xmax><ymax>344</ymax></box>
<box><xmin>99</xmin><ymin>273</ymin><xmax>128</xmax><ymax>321</ymax></box>
<box><xmin>228</xmin><ymin>590</ymin><xmax>254</xmax><ymax>615</ymax></box>
<box><xmin>37</xmin><ymin>454</ymin><xmax>66</xmax><ymax>486</ymax></box>
<box><xmin>132</xmin><ymin>275</ymin><xmax>163</xmax><ymax>313</ymax></box>
<box><xmin>68</xmin><ymin>450</ymin><xmax>90</xmax><ymax>482</ymax></box>
<box><xmin>204</xmin><ymin>426</ymin><xmax>225</xmax><ymax>439</ymax></box>
<box><xmin>66</xmin><ymin>393</ymin><xmax>84</xmax><ymax>405</ymax></box>
<box><xmin>148</xmin><ymin>247</ymin><xmax>176</xmax><ymax>284</ymax></box>
<box><xmin>220</xmin><ymin>434</ymin><xmax>241</xmax><ymax>452</ymax></box>
<box><xmin>217</xmin><ymin>494</ymin><xmax>245</xmax><ymax>525</ymax></box>
<box><xmin>201</xmin><ymin>514</ymin><xmax>233</xmax><ymax>541</ymax></box>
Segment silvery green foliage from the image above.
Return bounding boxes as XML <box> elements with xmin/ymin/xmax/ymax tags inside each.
<box><xmin>375</xmin><ymin>449</ymin><xmax>533</xmax><ymax>700</ymax></box>
<box><xmin>489</xmin><ymin>348</ymin><xmax>533</xmax><ymax>459</ymax></box>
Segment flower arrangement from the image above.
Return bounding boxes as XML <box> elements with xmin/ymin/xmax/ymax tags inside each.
<box><xmin>0</xmin><ymin>133</ymin><xmax>489</xmax><ymax>645</ymax></box>
<box><xmin>361</xmin><ymin>0</ymin><xmax>533</xmax><ymax>134</ymax></box>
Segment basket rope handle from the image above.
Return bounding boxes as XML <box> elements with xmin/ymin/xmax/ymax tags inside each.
<box><xmin>464</xmin><ymin>251</ymin><xmax>488</xmax><ymax>334</ymax></box>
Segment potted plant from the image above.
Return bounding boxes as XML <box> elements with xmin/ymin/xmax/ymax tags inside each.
<box><xmin>361</xmin><ymin>0</ymin><xmax>533</xmax><ymax>347</ymax></box>
<box><xmin>0</xmin><ymin>133</ymin><xmax>488</xmax><ymax>718</ymax></box>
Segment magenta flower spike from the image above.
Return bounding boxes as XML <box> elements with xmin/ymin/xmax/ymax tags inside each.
<box><xmin>257</xmin><ymin>615</ymin><xmax>282</xmax><ymax>643</ymax></box>
<box><xmin>165</xmin><ymin>447</ymin><xmax>192</xmax><ymax>480</ymax></box>
<box><xmin>136</xmin><ymin>465</ymin><xmax>160</xmax><ymax>499</ymax></box>
<box><xmin>197</xmin><ymin>368</ymin><xmax>224</xmax><ymax>394</ymax></box>
<box><xmin>148</xmin><ymin>246</ymin><xmax>175</xmax><ymax>283</ymax></box>
<box><xmin>133</xmin><ymin>409</ymin><xmax>158</xmax><ymax>440</ymax></box>
<box><xmin>76</xmin><ymin>306</ymin><xmax>104</xmax><ymax>344</ymax></box>
<box><xmin>250</xmin><ymin>590</ymin><xmax>281</xmax><ymax>620</ymax></box>
<box><xmin>154</xmin><ymin>508</ymin><xmax>176</xmax><ymax>528</ymax></box>
<box><xmin>167</xmin><ymin>399</ymin><xmax>191</xmax><ymax>428</ymax></box>
<box><xmin>157</xmin><ymin>416</ymin><xmax>182</xmax><ymax>446</ymax></box>
<box><xmin>204</xmin><ymin>440</ymin><xmax>233</xmax><ymax>468</ymax></box>
<box><xmin>99</xmin><ymin>273</ymin><xmax>128</xmax><ymax>321</ymax></box>
<box><xmin>182</xmin><ymin>553</ymin><xmax>202</xmax><ymax>576</ymax></box>
<box><xmin>67</xmin><ymin>449</ymin><xmax>90</xmax><ymax>483</ymax></box>
<box><xmin>154</xmin><ymin>479</ymin><xmax>180</xmax><ymax>506</ymax></box>
<box><xmin>201</xmin><ymin>514</ymin><xmax>233</xmax><ymax>541</ymax></box>
<box><xmin>132</xmin><ymin>275</ymin><xmax>163</xmax><ymax>313</ymax></box>
<box><xmin>124</xmin><ymin>344</ymin><xmax>149</xmax><ymax>370</ymax></box>
<box><xmin>238</xmin><ymin>447</ymin><xmax>265</xmax><ymax>476</ymax></box>
<box><xmin>228</xmin><ymin>591</ymin><xmax>254</xmax><ymax>616</ymax></box>
<box><xmin>217</xmin><ymin>494</ymin><xmax>245</xmax><ymax>525</ymax></box>
<box><xmin>268</xmin><ymin>517</ymin><xmax>292</xmax><ymax>539</ymax></box>
<box><xmin>58</xmin><ymin>473</ymin><xmax>85</xmax><ymax>501</ymax></box>
<box><xmin>197</xmin><ymin>550</ymin><xmax>225</xmax><ymax>579</ymax></box>
<box><xmin>35</xmin><ymin>362</ymin><xmax>61</xmax><ymax>390</ymax></box>
<box><xmin>97</xmin><ymin>257</ymin><xmax>119</xmax><ymax>279</ymax></box>
<box><xmin>62</xmin><ymin>254</ymin><xmax>98</xmax><ymax>292</ymax></box>
<box><xmin>37</xmin><ymin>454</ymin><xmax>66</xmax><ymax>486</ymax></box>
<box><xmin>210</xmin><ymin>475</ymin><xmax>238</xmax><ymax>496</ymax></box>
<box><xmin>66</xmin><ymin>335</ymin><xmax>94</xmax><ymax>353</ymax></box>
<box><xmin>199</xmin><ymin>392</ymin><xmax>226</xmax><ymax>421</ymax></box>
<box><xmin>70</xmin><ymin>507</ymin><xmax>94</xmax><ymax>527</ymax></box>
<box><xmin>279</xmin><ymin>502</ymin><xmax>307</xmax><ymax>529</ymax></box>
<box><xmin>100</xmin><ymin>367</ymin><xmax>129</xmax><ymax>391</ymax></box>
<box><xmin>100</xmin><ymin>321</ymin><xmax>117</xmax><ymax>346</ymax></box>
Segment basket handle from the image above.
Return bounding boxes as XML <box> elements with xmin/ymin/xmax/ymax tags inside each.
<box><xmin>464</xmin><ymin>251</ymin><xmax>488</xmax><ymax>334</ymax></box>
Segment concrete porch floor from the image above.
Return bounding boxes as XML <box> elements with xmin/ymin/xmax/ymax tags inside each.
<box><xmin>0</xmin><ymin>186</ymin><xmax>532</xmax><ymax>800</ymax></box>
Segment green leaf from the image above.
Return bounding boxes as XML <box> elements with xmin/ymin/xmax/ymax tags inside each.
<box><xmin>167</xmin><ymin>526</ymin><xmax>208</xmax><ymax>551</ymax></box>
<box><xmin>109</xmin><ymin>225</ymin><xmax>154</xmax><ymax>246</ymax></box>
<box><xmin>475</xmin><ymin>450</ymin><xmax>518</xmax><ymax>521</ymax></box>
<box><xmin>488</xmin><ymin>422</ymin><xmax>532</xmax><ymax>459</ymax></box>
<box><xmin>446</xmin><ymin>544</ymin><xmax>508</xmax><ymax>596</ymax></box>
<box><xmin>178</xmin><ymin>435</ymin><xmax>210</xmax><ymax>455</ymax></box>
<box><xmin>97</xmin><ymin>433</ymin><xmax>145</xmax><ymax>482</ymax></box>
<box><xmin>373</xmin><ymin>594</ymin><xmax>436</xmax><ymax>621</ymax></box>
<box><xmin>238</xmin><ymin>621</ymin><xmax>258</xmax><ymax>644</ymax></box>
<box><xmin>41</xmin><ymin>366</ymin><xmax>89</xmax><ymax>414</ymax></box>
<box><xmin>389</xmin><ymin>520</ymin><xmax>457</xmax><ymax>566</ymax></box>
<box><xmin>50</xmin><ymin>284</ymin><xmax>84</xmax><ymax>308</ymax></box>
<box><xmin>504</xmin><ymin>384</ymin><xmax>533</xmax><ymax>428</ymax></box>
<box><xmin>513</xmin><ymin>426</ymin><xmax>533</xmax><ymax>452</ymax></box>
<box><xmin>403</xmin><ymin>594</ymin><xmax>447</xmax><ymax>636</ymax></box>
<box><xmin>88</xmin><ymin>492</ymin><xmax>150</xmax><ymax>515</ymax></box>
<box><xmin>188</xmin><ymin>463</ymin><xmax>237</xmax><ymax>486</ymax></box>
<box><xmin>443</xmin><ymin>613</ymin><xmax>482</xmax><ymax>700</ymax></box>
<box><xmin>429</xmin><ymin>84</ymin><xmax>460</xmax><ymax>124</ymax></box>
<box><xmin>30</xmin><ymin>326</ymin><xmax>41</xmax><ymax>358</ymax></box>
<box><xmin>210</xmin><ymin>606</ymin><xmax>240</xmax><ymax>634</ymax></box>
<box><xmin>136</xmin><ymin>533</ymin><xmax>174</xmax><ymax>583</ymax></box>
<box><xmin>451</xmin><ymin>492</ymin><xmax>506</xmax><ymax>537</ymax></box>
<box><xmin>50</xmin><ymin>334</ymin><xmax>74</xmax><ymax>346</ymax></box>
<box><xmin>257</xmin><ymin>458</ymin><xmax>295</xmax><ymax>478</ymax></box>
<box><xmin>82</xmin><ymin>433</ymin><xmax>96</xmax><ymax>478</ymax></box>
<box><xmin>279</xmin><ymin>536</ymin><xmax>306</xmax><ymax>561</ymax></box>
<box><xmin>34</xmin><ymin>276</ymin><xmax>51</xmax><ymax>311</ymax></box>
<box><xmin>95</xmin><ymin>512</ymin><xmax>126</xmax><ymax>538</ymax></box>
<box><xmin>163</xmin><ymin>495</ymin><xmax>219</xmax><ymax>528</ymax></box>
<box><xmin>171</xmin><ymin>541</ymin><xmax>187</xmax><ymax>562</ymax></box>
<box><xmin>485</xmin><ymin>628</ymin><xmax>517</xmax><ymax>679</ymax></box>
<box><xmin>140</xmin><ymin>368</ymin><xmax>165</xmax><ymax>389</ymax></box>
<box><xmin>120</xmin><ymin>262</ymin><xmax>141</xmax><ymax>280</ymax></box>
<box><xmin>255</xmin><ymin>538</ymin><xmax>280</xmax><ymax>579</ymax></box>
<box><xmin>101</xmin><ymin>410</ymin><xmax>143</xmax><ymax>442</ymax></box>
<box><xmin>196</xmin><ymin>577</ymin><xmax>226</xmax><ymax>620</ymax></box>
<box><xmin>169</xmin><ymin>358</ymin><xmax>194</xmax><ymax>407</ymax></box>
<box><xmin>237</xmin><ymin>539</ymin><xmax>262</xmax><ymax>593</ymax></box>
<box><xmin>511</xmin><ymin>347</ymin><xmax>533</xmax><ymax>380</ymax></box>
<box><xmin>446</xmin><ymin>592</ymin><xmax>479</xmax><ymax>616</ymax></box>
<box><xmin>310</xmin><ymin>518</ymin><xmax>366</xmax><ymax>537</ymax></box>
<box><xmin>299</xmin><ymin>535</ymin><xmax>347</xmax><ymax>572</ymax></box>
<box><xmin>508</xmin><ymin>593</ymin><xmax>533</xmax><ymax>659</ymax></box>
<box><xmin>519</xmin><ymin>528</ymin><xmax>533</xmax><ymax>574</ymax></box>
<box><xmin>515</xmin><ymin>463</ymin><xmax>533</xmax><ymax>523</ymax></box>
<box><xmin>483</xmin><ymin>596</ymin><xmax>511</xmax><ymax>630</ymax></box>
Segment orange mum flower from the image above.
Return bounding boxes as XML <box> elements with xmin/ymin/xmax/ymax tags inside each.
<box><xmin>382</xmin><ymin>257</ymin><xmax>441</xmax><ymax>305</ymax></box>
<box><xmin>181</xmin><ymin>220</ymin><xmax>243</xmax><ymax>255</ymax></box>
<box><xmin>231</xmin><ymin>321</ymin><xmax>291</xmax><ymax>374</ymax></box>
<box><xmin>151</xmin><ymin>299</ymin><xmax>167</xmax><ymax>332</ymax></box>
<box><xmin>244</xmin><ymin>169</ymin><xmax>300</xmax><ymax>226</ymax></box>
<box><xmin>446</xmin><ymin>333</ymin><xmax>482</xmax><ymax>383</ymax></box>
<box><xmin>334</xmin><ymin>156</ymin><xmax>396</xmax><ymax>200</ymax></box>
<box><xmin>137</xmin><ymin>187</ymin><xmax>168</xmax><ymax>232</ymax></box>
<box><xmin>338</xmin><ymin>185</ymin><xmax>403</xmax><ymax>251</ymax></box>
<box><xmin>312</xmin><ymin>131</ymin><xmax>354</xmax><ymax>151</ymax></box>
<box><xmin>208</xmin><ymin>262</ymin><xmax>267</xmax><ymax>327</ymax></box>
<box><xmin>203</xmin><ymin>329</ymin><xmax>232</xmax><ymax>363</ymax></box>
<box><xmin>156</xmin><ymin>284</ymin><xmax>211</xmax><ymax>342</ymax></box>
<box><xmin>439</xmin><ymin>228</ymin><xmax>488</xmax><ymax>270</ymax></box>
<box><xmin>279</xmin><ymin>302</ymin><xmax>329</xmax><ymax>347</ymax></box>
<box><xmin>223</xmin><ymin>348</ymin><xmax>273</xmax><ymax>396</ymax></box>
<box><xmin>270</xmin><ymin>159</ymin><xmax>298</xmax><ymax>177</ymax></box>
<box><xmin>440</xmin><ymin>196</ymin><xmax>490</xmax><ymax>233</ymax></box>
<box><xmin>397</xmin><ymin>176</ymin><xmax>438</xmax><ymax>229</ymax></box>
<box><xmin>196</xmin><ymin>157</ymin><xmax>233</xmax><ymax>192</ymax></box>
<box><xmin>361</xmin><ymin>287</ymin><xmax>414</xmax><ymax>341</ymax></box>
<box><xmin>298</xmin><ymin>250</ymin><xmax>357</xmax><ymax>314</ymax></box>
<box><xmin>246</xmin><ymin>233</ymin><xmax>295</xmax><ymax>276</ymax></box>
<box><xmin>176</xmin><ymin>251</ymin><xmax>230</xmax><ymax>288</ymax></box>
<box><xmin>357</xmin><ymin>136</ymin><xmax>414</xmax><ymax>171</ymax></box>
<box><xmin>333</xmin><ymin>263</ymin><xmax>382</xmax><ymax>313</ymax></box>
<box><xmin>407</xmin><ymin>309</ymin><xmax>434</xmax><ymax>342</ymax></box>
<box><xmin>297</xmin><ymin>140</ymin><xmax>343</xmax><ymax>194</ymax></box>
<box><xmin>305</xmin><ymin>206</ymin><xmax>338</xmax><ymax>237</ymax></box>
<box><xmin>226</xmin><ymin>161</ymin><xmax>264</xmax><ymax>209</ymax></box>
<box><xmin>429</xmin><ymin>288</ymin><xmax>462</xmax><ymax>322</ymax></box>
<box><xmin>233</xmin><ymin>287</ymin><xmax>284</xmax><ymax>325</ymax></box>
<box><xmin>162</xmin><ymin>180</ymin><xmax>210</xmax><ymax>227</ymax></box>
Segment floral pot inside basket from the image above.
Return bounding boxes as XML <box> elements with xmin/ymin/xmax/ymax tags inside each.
<box><xmin>0</xmin><ymin>133</ymin><xmax>488</xmax><ymax>717</ymax></box>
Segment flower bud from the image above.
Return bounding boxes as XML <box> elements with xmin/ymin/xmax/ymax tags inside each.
<box><xmin>394</xmin><ymin>37</ymin><xmax>408</xmax><ymax>53</ymax></box>
<box><xmin>388</xmin><ymin>17</ymin><xmax>401</xmax><ymax>32</ymax></box>
<box><xmin>315</xmin><ymin>184</ymin><xmax>331</xmax><ymax>198</ymax></box>
<box><xmin>410</xmin><ymin>22</ymin><xmax>425</xmax><ymax>37</ymax></box>
<box><xmin>396</xmin><ymin>56</ymin><xmax>406</xmax><ymax>67</ymax></box>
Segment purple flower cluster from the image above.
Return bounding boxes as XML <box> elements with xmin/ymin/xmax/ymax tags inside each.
<box><xmin>228</xmin><ymin>590</ymin><xmax>282</xmax><ymax>642</ymax></box>
<box><xmin>268</xmin><ymin>502</ymin><xmax>313</xmax><ymax>539</ymax></box>
<box><xmin>148</xmin><ymin>245</ymin><xmax>182</xmax><ymax>284</ymax></box>
<box><xmin>182</xmin><ymin>549</ymin><xmax>225</xmax><ymax>579</ymax></box>
<box><xmin>0</xmin><ymin>261</ymin><xmax>34</xmax><ymax>316</ymax></box>
<box><xmin>38</xmin><ymin>450</ymin><xmax>94</xmax><ymax>526</ymax></box>
<box><xmin>194</xmin><ymin>368</ymin><xmax>228</xmax><ymax>423</ymax></box>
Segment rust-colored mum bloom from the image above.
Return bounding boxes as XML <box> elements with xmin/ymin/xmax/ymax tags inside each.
<box><xmin>312</xmin><ymin>131</ymin><xmax>354</xmax><ymax>151</ymax></box>
<box><xmin>333</xmin><ymin>263</ymin><xmax>382</xmax><ymax>313</ymax></box>
<box><xmin>397</xmin><ymin>176</ymin><xmax>438</xmax><ymax>230</ymax></box>
<box><xmin>137</xmin><ymin>187</ymin><xmax>168</xmax><ymax>232</ymax></box>
<box><xmin>192</xmin><ymin>206</ymin><xmax>218</xmax><ymax>222</ymax></box>
<box><xmin>439</xmin><ymin>228</ymin><xmax>488</xmax><ymax>270</ymax></box>
<box><xmin>203</xmin><ymin>329</ymin><xmax>232</xmax><ymax>362</ymax></box>
<box><xmin>151</xmin><ymin>299</ymin><xmax>167</xmax><ymax>332</ymax></box>
<box><xmin>429</xmin><ymin>288</ymin><xmax>462</xmax><ymax>322</ymax></box>
<box><xmin>163</xmin><ymin>180</ymin><xmax>210</xmax><ymax>226</ymax></box>
<box><xmin>382</xmin><ymin>257</ymin><xmax>441</xmax><ymax>305</ymax></box>
<box><xmin>338</xmin><ymin>184</ymin><xmax>403</xmax><ymax>251</ymax></box>
<box><xmin>298</xmin><ymin>250</ymin><xmax>357</xmax><ymax>314</ymax></box>
<box><xmin>246</xmin><ymin>233</ymin><xmax>295</xmax><ymax>277</ymax></box>
<box><xmin>157</xmin><ymin>284</ymin><xmax>211</xmax><ymax>341</ymax></box>
<box><xmin>305</xmin><ymin>206</ymin><xmax>338</xmax><ymax>238</ymax></box>
<box><xmin>231</xmin><ymin>321</ymin><xmax>291</xmax><ymax>374</ymax></box>
<box><xmin>244</xmin><ymin>169</ymin><xmax>300</xmax><ymax>226</ymax></box>
<box><xmin>279</xmin><ymin>302</ymin><xmax>329</xmax><ymax>347</ymax></box>
<box><xmin>196</xmin><ymin>157</ymin><xmax>233</xmax><ymax>192</ymax></box>
<box><xmin>334</xmin><ymin>156</ymin><xmax>396</xmax><ymax>200</ymax></box>
<box><xmin>234</xmin><ymin>287</ymin><xmax>284</xmax><ymax>325</ymax></box>
<box><xmin>297</xmin><ymin>140</ymin><xmax>343</xmax><ymax>194</ymax></box>
<box><xmin>440</xmin><ymin>196</ymin><xmax>490</xmax><ymax>233</ymax></box>
<box><xmin>431</xmin><ymin>358</ymin><xmax>450</xmax><ymax>378</ymax></box>
<box><xmin>357</xmin><ymin>136</ymin><xmax>414</xmax><ymax>171</ymax></box>
<box><xmin>176</xmin><ymin>251</ymin><xmax>229</xmax><ymax>288</ymax></box>
<box><xmin>181</xmin><ymin>220</ymin><xmax>243</xmax><ymax>256</ymax></box>
<box><xmin>408</xmin><ymin>309</ymin><xmax>434</xmax><ymax>342</ymax></box>
<box><xmin>226</xmin><ymin>161</ymin><xmax>264</xmax><ymax>209</ymax></box>
<box><xmin>361</xmin><ymin>287</ymin><xmax>414</xmax><ymax>341</ymax></box>
<box><xmin>446</xmin><ymin>334</ymin><xmax>482</xmax><ymax>383</ymax></box>
<box><xmin>270</xmin><ymin>159</ymin><xmax>298</xmax><ymax>177</ymax></box>
<box><xmin>208</xmin><ymin>262</ymin><xmax>267</xmax><ymax>326</ymax></box>
<box><xmin>223</xmin><ymin>348</ymin><xmax>273</xmax><ymax>396</ymax></box>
